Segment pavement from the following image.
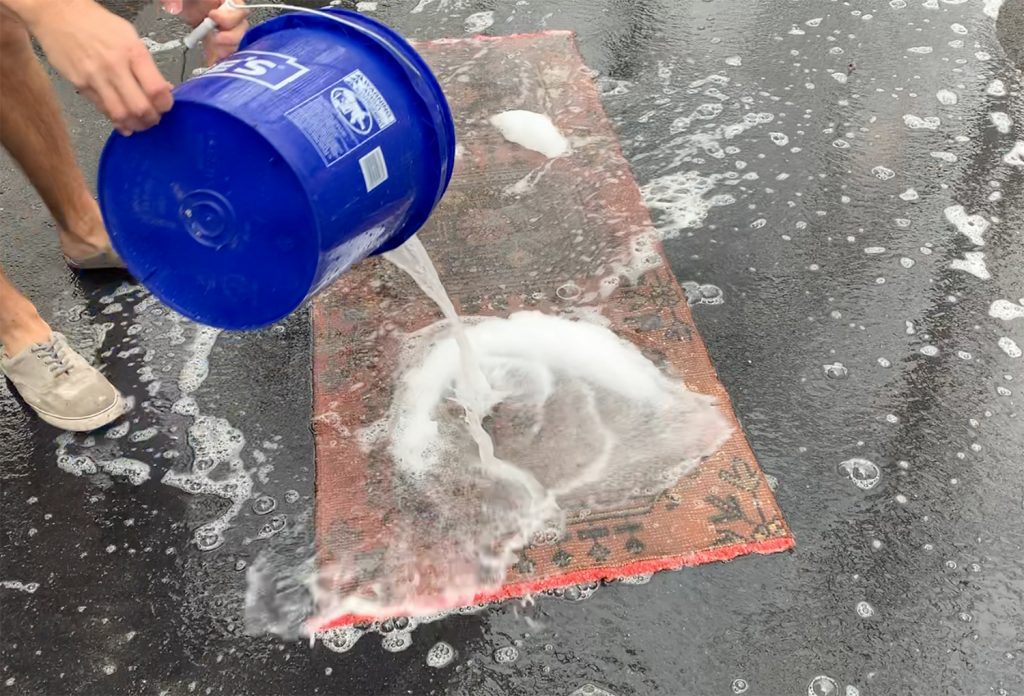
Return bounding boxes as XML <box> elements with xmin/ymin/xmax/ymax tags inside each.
<box><xmin>2</xmin><ymin>1</ymin><xmax>1023</xmax><ymax>695</ymax></box>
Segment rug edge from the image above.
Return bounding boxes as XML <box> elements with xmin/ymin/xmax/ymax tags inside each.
<box><xmin>317</xmin><ymin>535</ymin><xmax>795</xmax><ymax>630</ymax></box>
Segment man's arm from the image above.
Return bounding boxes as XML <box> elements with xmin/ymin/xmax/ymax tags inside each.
<box><xmin>1</xmin><ymin>0</ymin><xmax>248</xmax><ymax>135</ymax></box>
<box><xmin>1</xmin><ymin>0</ymin><xmax>172</xmax><ymax>135</ymax></box>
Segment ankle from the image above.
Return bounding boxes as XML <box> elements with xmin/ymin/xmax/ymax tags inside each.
<box><xmin>58</xmin><ymin>195</ymin><xmax>110</xmax><ymax>252</ymax></box>
<box><xmin>0</xmin><ymin>308</ymin><xmax>52</xmax><ymax>358</ymax></box>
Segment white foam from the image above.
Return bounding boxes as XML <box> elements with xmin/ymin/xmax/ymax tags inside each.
<box><xmin>949</xmin><ymin>252</ymin><xmax>990</xmax><ymax>280</ymax></box>
<box><xmin>983</xmin><ymin>0</ymin><xmax>1005</xmax><ymax>18</ymax></box>
<box><xmin>356</xmin><ymin>1</ymin><xmax>377</xmax><ymax>10</ymax></box>
<box><xmin>936</xmin><ymin>89</ymin><xmax>959</xmax><ymax>105</ymax></box>
<box><xmin>900</xmin><ymin>188</ymin><xmax>919</xmax><ymax>201</ymax></box>
<box><xmin>998</xmin><ymin>337</ymin><xmax>1022</xmax><ymax>358</ymax></box>
<box><xmin>903</xmin><ymin>114</ymin><xmax>940</xmax><ymax>130</ymax></box>
<box><xmin>839</xmin><ymin>459</ymin><xmax>880</xmax><ymax>489</ymax></box>
<box><xmin>641</xmin><ymin>171</ymin><xmax>736</xmax><ymax>239</ymax></box>
<box><xmin>142</xmin><ymin>37</ymin><xmax>182</xmax><ymax>53</ymax></box>
<box><xmin>991</xmin><ymin>112</ymin><xmax>1013</xmax><ymax>134</ymax></box>
<box><xmin>989</xmin><ymin>300</ymin><xmax>1024</xmax><ymax>321</ymax></box>
<box><xmin>105</xmin><ymin>421</ymin><xmax>130</xmax><ymax>439</ymax></box>
<box><xmin>426</xmin><ymin>641</ymin><xmax>456</xmax><ymax>667</ymax></box>
<box><xmin>179</xmin><ymin>327</ymin><xmax>220</xmax><ymax>395</ymax></box>
<box><xmin>907</xmin><ymin>46</ymin><xmax>933</xmax><ymax>54</ymax></box>
<box><xmin>0</xmin><ymin>580</ymin><xmax>39</xmax><ymax>593</ymax></box>
<box><xmin>944</xmin><ymin>205</ymin><xmax>989</xmax><ymax>246</ymax></box>
<box><xmin>464</xmin><ymin>10</ymin><xmax>494</xmax><ymax>33</ymax></box>
<box><xmin>987</xmin><ymin>79</ymin><xmax>1007</xmax><ymax>97</ymax></box>
<box><xmin>56</xmin><ymin>453</ymin><xmax>150</xmax><ymax>485</ymax></box>
<box><xmin>490</xmin><ymin>111</ymin><xmax>570</xmax><ymax>159</ymax></box>
<box><xmin>931</xmin><ymin>151</ymin><xmax>958</xmax><ymax>163</ymax></box>
<box><xmin>299</xmin><ymin>240</ymin><xmax>730</xmax><ymax>625</ymax></box>
<box><xmin>1002</xmin><ymin>142</ymin><xmax>1024</xmax><ymax>167</ymax></box>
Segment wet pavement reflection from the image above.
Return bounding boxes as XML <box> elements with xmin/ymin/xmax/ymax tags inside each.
<box><xmin>2</xmin><ymin>0</ymin><xmax>1023</xmax><ymax>694</ymax></box>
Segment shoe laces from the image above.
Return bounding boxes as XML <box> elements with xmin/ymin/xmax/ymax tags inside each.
<box><xmin>32</xmin><ymin>339</ymin><xmax>73</xmax><ymax>378</ymax></box>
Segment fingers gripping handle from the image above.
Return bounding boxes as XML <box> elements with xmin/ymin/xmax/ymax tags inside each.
<box><xmin>184</xmin><ymin>16</ymin><xmax>218</xmax><ymax>50</ymax></box>
<box><xmin>184</xmin><ymin>0</ymin><xmax>239</xmax><ymax>51</ymax></box>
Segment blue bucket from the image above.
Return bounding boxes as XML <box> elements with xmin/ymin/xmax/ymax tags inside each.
<box><xmin>98</xmin><ymin>8</ymin><xmax>456</xmax><ymax>330</ymax></box>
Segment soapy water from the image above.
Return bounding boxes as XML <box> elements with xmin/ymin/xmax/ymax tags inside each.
<box><xmin>312</xmin><ymin>240</ymin><xmax>727</xmax><ymax>624</ymax></box>
<box><xmin>246</xmin><ymin>237</ymin><xmax>730</xmax><ymax>637</ymax></box>
<box><xmin>52</xmin><ymin>285</ymin><xmax>258</xmax><ymax>553</ymax></box>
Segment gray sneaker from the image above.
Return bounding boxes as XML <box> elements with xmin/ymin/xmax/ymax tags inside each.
<box><xmin>1</xmin><ymin>333</ymin><xmax>125</xmax><ymax>432</ymax></box>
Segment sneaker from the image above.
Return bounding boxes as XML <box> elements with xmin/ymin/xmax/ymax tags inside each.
<box><xmin>1</xmin><ymin>333</ymin><xmax>125</xmax><ymax>432</ymax></box>
<box><xmin>63</xmin><ymin>246</ymin><xmax>128</xmax><ymax>271</ymax></box>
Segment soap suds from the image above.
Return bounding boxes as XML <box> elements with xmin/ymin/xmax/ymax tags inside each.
<box><xmin>998</xmin><ymin>337</ymin><xmax>1021</xmax><ymax>358</ymax></box>
<box><xmin>490</xmin><ymin>111</ymin><xmax>570</xmax><ymax>158</ymax></box>
<box><xmin>990</xmin><ymin>300</ymin><xmax>1024</xmax><ymax>321</ymax></box>
<box><xmin>991</xmin><ymin>112</ymin><xmax>1012</xmax><ymax>134</ymax></box>
<box><xmin>464</xmin><ymin>10</ymin><xmax>494</xmax><ymax>33</ymax></box>
<box><xmin>944</xmin><ymin>205</ymin><xmax>989</xmax><ymax>246</ymax></box>
<box><xmin>1003</xmin><ymin>142</ymin><xmax>1024</xmax><ymax>167</ymax></box>
<box><xmin>949</xmin><ymin>252</ymin><xmax>990</xmax><ymax>280</ymax></box>
<box><xmin>311</xmin><ymin>310</ymin><xmax>730</xmax><ymax>623</ymax></box>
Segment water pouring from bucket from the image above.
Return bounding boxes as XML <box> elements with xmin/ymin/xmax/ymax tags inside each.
<box><xmin>98</xmin><ymin>6</ymin><xmax>457</xmax><ymax>330</ymax></box>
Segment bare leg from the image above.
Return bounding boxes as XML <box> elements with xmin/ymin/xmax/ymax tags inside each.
<box><xmin>0</xmin><ymin>266</ymin><xmax>50</xmax><ymax>357</ymax></box>
<box><xmin>0</xmin><ymin>8</ymin><xmax>111</xmax><ymax>260</ymax></box>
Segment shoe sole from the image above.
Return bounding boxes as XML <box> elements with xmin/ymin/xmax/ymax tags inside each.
<box><xmin>63</xmin><ymin>253</ymin><xmax>129</xmax><ymax>272</ymax></box>
<box><xmin>35</xmin><ymin>392</ymin><xmax>127</xmax><ymax>433</ymax></box>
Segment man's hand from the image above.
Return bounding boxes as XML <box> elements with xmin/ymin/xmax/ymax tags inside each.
<box><xmin>163</xmin><ymin>0</ymin><xmax>248</xmax><ymax>65</ymax></box>
<box><xmin>10</xmin><ymin>0</ymin><xmax>172</xmax><ymax>136</ymax></box>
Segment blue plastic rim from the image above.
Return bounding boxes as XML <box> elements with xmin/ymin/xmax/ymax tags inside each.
<box><xmin>98</xmin><ymin>8</ymin><xmax>456</xmax><ymax>330</ymax></box>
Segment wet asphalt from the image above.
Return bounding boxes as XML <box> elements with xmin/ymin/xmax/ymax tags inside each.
<box><xmin>2</xmin><ymin>0</ymin><xmax>1024</xmax><ymax>694</ymax></box>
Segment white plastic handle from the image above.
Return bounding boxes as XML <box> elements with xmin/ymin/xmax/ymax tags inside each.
<box><xmin>184</xmin><ymin>16</ymin><xmax>218</xmax><ymax>50</ymax></box>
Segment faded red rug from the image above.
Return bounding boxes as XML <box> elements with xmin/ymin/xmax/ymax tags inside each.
<box><xmin>312</xmin><ymin>31</ymin><xmax>793</xmax><ymax>628</ymax></box>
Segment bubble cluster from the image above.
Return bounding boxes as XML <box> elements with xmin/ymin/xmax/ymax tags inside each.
<box><xmin>493</xmin><ymin>645</ymin><xmax>520</xmax><ymax>664</ymax></box>
<box><xmin>426</xmin><ymin>641</ymin><xmax>456</xmax><ymax>668</ymax></box>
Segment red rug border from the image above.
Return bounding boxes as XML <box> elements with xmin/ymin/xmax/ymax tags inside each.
<box><xmin>317</xmin><ymin>536</ymin><xmax>794</xmax><ymax>629</ymax></box>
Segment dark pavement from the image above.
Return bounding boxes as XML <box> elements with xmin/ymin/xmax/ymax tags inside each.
<box><xmin>2</xmin><ymin>0</ymin><xmax>1024</xmax><ymax>694</ymax></box>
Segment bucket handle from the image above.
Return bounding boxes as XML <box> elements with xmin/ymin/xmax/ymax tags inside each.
<box><xmin>223</xmin><ymin>2</ymin><xmax>429</xmax><ymax>84</ymax></box>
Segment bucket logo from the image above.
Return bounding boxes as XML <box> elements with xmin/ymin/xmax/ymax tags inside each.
<box><xmin>330</xmin><ymin>87</ymin><xmax>374</xmax><ymax>135</ymax></box>
<box><xmin>197</xmin><ymin>50</ymin><xmax>309</xmax><ymax>90</ymax></box>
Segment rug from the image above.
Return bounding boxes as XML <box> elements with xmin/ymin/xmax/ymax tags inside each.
<box><xmin>312</xmin><ymin>31</ymin><xmax>793</xmax><ymax>628</ymax></box>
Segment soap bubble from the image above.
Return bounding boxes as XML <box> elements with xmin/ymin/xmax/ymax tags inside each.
<box><xmin>808</xmin><ymin>675</ymin><xmax>840</xmax><ymax>695</ymax></box>
<box><xmin>619</xmin><ymin>573</ymin><xmax>653</xmax><ymax>585</ymax></box>
<box><xmin>562</xmin><ymin>581</ymin><xmax>600</xmax><ymax>601</ymax></box>
<box><xmin>194</xmin><ymin>526</ymin><xmax>224</xmax><ymax>551</ymax></box>
<box><xmin>839</xmin><ymin>459</ymin><xmax>880</xmax><ymax>490</ymax></box>
<box><xmin>426</xmin><ymin>641</ymin><xmax>456</xmax><ymax>668</ymax></box>
<box><xmin>823</xmin><ymin>363</ymin><xmax>848</xmax><ymax>380</ymax></box>
<box><xmin>320</xmin><ymin>626</ymin><xmax>364</xmax><ymax>654</ymax></box>
<box><xmin>252</xmin><ymin>495</ymin><xmax>277</xmax><ymax>515</ymax></box>
<box><xmin>381</xmin><ymin>632</ymin><xmax>412</xmax><ymax>653</ymax></box>
<box><xmin>493</xmin><ymin>646</ymin><xmax>520</xmax><ymax>664</ymax></box>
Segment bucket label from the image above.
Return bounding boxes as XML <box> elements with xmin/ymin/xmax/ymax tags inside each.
<box><xmin>193</xmin><ymin>50</ymin><xmax>309</xmax><ymax>90</ymax></box>
<box><xmin>285</xmin><ymin>70</ymin><xmax>396</xmax><ymax>167</ymax></box>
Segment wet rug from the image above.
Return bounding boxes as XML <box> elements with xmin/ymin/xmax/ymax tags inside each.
<box><xmin>312</xmin><ymin>31</ymin><xmax>793</xmax><ymax>627</ymax></box>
